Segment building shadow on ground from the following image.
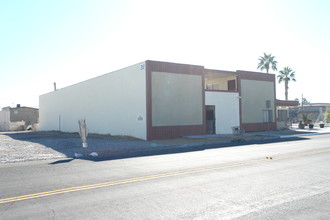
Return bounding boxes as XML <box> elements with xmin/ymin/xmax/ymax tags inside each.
<box><xmin>2</xmin><ymin>131</ymin><xmax>310</xmax><ymax>164</ymax></box>
<box><xmin>86</xmin><ymin>136</ymin><xmax>310</xmax><ymax>162</ymax></box>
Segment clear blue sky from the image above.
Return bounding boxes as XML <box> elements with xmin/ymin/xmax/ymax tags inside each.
<box><xmin>1</xmin><ymin>0</ymin><xmax>329</xmax><ymax>108</ymax></box>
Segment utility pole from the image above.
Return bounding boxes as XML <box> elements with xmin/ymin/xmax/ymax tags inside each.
<box><xmin>301</xmin><ymin>94</ymin><xmax>304</xmax><ymax>112</ymax></box>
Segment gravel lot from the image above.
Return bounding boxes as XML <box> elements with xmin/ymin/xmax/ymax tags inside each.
<box><xmin>0</xmin><ymin>131</ymin><xmax>155</xmax><ymax>164</ymax></box>
<box><xmin>3</xmin><ymin>127</ymin><xmax>325</xmax><ymax>164</ymax></box>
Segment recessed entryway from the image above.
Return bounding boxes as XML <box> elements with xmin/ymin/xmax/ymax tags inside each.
<box><xmin>206</xmin><ymin>105</ymin><xmax>216</xmax><ymax>134</ymax></box>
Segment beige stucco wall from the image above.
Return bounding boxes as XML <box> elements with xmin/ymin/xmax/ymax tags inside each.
<box><xmin>205</xmin><ymin>91</ymin><xmax>240</xmax><ymax>133</ymax></box>
<box><xmin>241</xmin><ymin>79</ymin><xmax>275</xmax><ymax>123</ymax></box>
<box><xmin>151</xmin><ymin>72</ymin><xmax>203</xmax><ymax>126</ymax></box>
<box><xmin>205</xmin><ymin>76</ymin><xmax>236</xmax><ymax>90</ymax></box>
<box><xmin>277</xmin><ymin>121</ymin><xmax>286</xmax><ymax>130</ymax></box>
<box><xmin>39</xmin><ymin>62</ymin><xmax>147</xmax><ymax>139</ymax></box>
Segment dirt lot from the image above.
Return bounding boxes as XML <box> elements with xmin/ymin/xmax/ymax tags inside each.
<box><xmin>1</xmin><ymin>128</ymin><xmax>323</xmax><ymax>164</ymax></box>
<box><xmin>0</xmin><ymin>131</ymin><xmax>153</xmax><ymax>164</ymax></box>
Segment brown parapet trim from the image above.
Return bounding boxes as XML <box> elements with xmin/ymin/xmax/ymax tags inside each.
<box><xmin>237</xmin><ymin>75</ymin><xmax>243</xmax><ymax>128</ymax></box>
<box><xmin>205</xmin><ymin>89</ymin><xmax>239</xmax><ymax>93</ymax></box>
<box><xmin>145</xmin><ymin>60</ymin><xmax>278</xmax><ymax>140</ymax></box>
<box><xmin>276</xmin><ymin>99</ymin><xmax>299</xmax><ymax>107</ymax></box>
<box><xmin>146</xmin><ymin>60</ymin><xmax>204</xmax><ymax>75</ymax></box>
<box><xmin>241</xmin><ymin>122</ymin><xmax>277</xmax><ymax>132</ymax></box>
<box><xmin>145</xmin><ymin>61</ymin><xmax>152</xmax><ymax>141</ymax></box>
<box><xmin>236</xmin><ymin>70</ymin><xmax>275</xmax><ymax>82</ymax></box>
<box><xmin>149</xmin><ymin>125</ymin><xmax>205</xmax><ymax>140</ymax></box>
<box><xmin>204</xmin><ymin>69</ymin><xmax>275</xmax><ymax>82</ymax></box>
<box><xmin>274</xmin><ymin>80</ymin><xmax>277</xmax><ymax>122</ymax></box>
<box><xmin>145</xmin><ymin>60</ymin><xmax>206</xmax><ymax>140</ymax></box>
<box><xmin>204</xmin><ymin>68</ymin><xmax>236</xmax><ymax>75</ymax></box>
<box><xmin>201</xmin><ymin>71</ymin><xmax>206</xmax><ymax>137</ymax></box>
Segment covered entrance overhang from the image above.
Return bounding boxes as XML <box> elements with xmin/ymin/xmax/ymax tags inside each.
<box><xmin>276</xmin><ymin>99</ymin><xmax>299</xmax><ymax>129</ymax></box>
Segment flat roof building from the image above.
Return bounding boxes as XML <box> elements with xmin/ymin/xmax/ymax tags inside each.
<box><xmin>39</xmin><ymin>60</ymin><xmax>292</xmax><ymax>140</ymax></box>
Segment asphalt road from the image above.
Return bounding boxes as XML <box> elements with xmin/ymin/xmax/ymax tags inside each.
<box><xmin>1</xmin><ymin>134</ymin><xmax>330</xmax><ymax>219</ymax></box>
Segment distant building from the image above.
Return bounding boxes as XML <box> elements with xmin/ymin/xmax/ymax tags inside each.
<box><xmin>0</xmin><ymin>109</ymin><xmax>10</xmax><ymax>131</ymax></box>
<box><xmin>290</xmin><ymin>103</ymin><xmax>330</xmax><ymax>123</ymax></box>
<box><xmin>0</xmin><ymin>105</ymin><xmax>39</xmax><ymax>131</ymax></box>
<box><xmin>39</xmin><ymin>60</ymin><xmax>297</xmax><ymax>140</ymax></box>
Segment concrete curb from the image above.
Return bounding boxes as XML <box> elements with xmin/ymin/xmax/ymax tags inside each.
<box><xmin>76</xmin><ymin>131</ymin><xmax>329</xmax><ymax>160</ymax></box>
<box><xmin>280</xmin><ymin>132</ymin><xmax>330</xmax><ymax>139</ymax></box>
<box><xmin>82</xmin><ymin>137</ymin><xmax>282</xmax><ymax>159</ymax></box>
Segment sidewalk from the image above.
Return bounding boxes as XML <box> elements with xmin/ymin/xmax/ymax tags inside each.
<box><xmin>90</xmin><ymin>125</ymin><xmax>330</xmax><ymax>159</ymax></box>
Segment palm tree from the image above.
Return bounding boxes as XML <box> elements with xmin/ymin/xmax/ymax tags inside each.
<box><xmin>277</xmin><ymin>66</ymin><xmax>296</xmax><ymax>100</ymax></box>
<box><xmin>257</xmin><ymin>53</ymin><xmax>278</xmax><ymax>73</ymax></box>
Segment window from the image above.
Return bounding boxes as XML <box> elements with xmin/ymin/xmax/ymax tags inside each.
<box><xmin>228</xmin><ymin>80</ymin><xmax>236</xmax><ymax>91</ymax></box>
<box><xmin>206</xmin><ymin>83</ymin><xmax>220</xmax><ymax>90</ymax></box>
<box><xmin>263</xmin><ymin>110</ymin><xmax>273</xmax><ymax>122</ymax></box>
<box><xmin>278</xmin><ymin>110</ymin><xmax>288</xmax><ymax>122</ymax></box>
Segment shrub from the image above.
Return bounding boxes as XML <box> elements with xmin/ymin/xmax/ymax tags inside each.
<box><xmin>325</xmin><ymin>108</ymin><xmax>330</xmax><ymax>123</ymax></box>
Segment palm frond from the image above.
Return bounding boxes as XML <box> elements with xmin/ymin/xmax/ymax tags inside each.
<box><xmin>257</xmin><ymin>53</ymin><xmax>277</xmax><ymax>73</ymax></box>
<box><xmin>278</xmin><ymin>66</ymin><xmax>296</xmax><ymax>99</ymax></box>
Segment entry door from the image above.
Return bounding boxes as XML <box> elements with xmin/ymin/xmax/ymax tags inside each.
<box><xmin>206</xmin><ymin>105</ymin><xmax>216</xmax><ymax>134</ymax></box>
<box><xmin>228</xmin><ymin>80</ymin><xmax>236</xmax><ymax>91</ymax></box>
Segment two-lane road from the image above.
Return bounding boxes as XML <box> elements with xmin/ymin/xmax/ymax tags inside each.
<box><xmin>1</xmin><ymin>134</ymin><xmax>330</xmax><ymax>219</ymax></box>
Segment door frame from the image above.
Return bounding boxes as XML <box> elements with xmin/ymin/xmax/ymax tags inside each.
<box><xmin>205</xmin><ymin>105</ymin><xmax>216</xmax><ymax>134</ymax></box>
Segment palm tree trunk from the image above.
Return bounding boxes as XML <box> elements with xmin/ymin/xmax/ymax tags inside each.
<box><xmin>285</xmin><ymin>81</ymin><xmax>288</xmax><ymax>100</ymax></box>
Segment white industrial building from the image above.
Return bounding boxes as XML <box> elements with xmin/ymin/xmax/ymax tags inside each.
<box><xmin>40</xmin><ymin>60</ymin><xmax>290</xmax><ymax>140</ymax></box>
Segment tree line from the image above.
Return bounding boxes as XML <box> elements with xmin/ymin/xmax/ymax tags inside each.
<box><xmin>257</xmin><ymin>53</ymin><xmax>296</xmax><ymax>101</ymax></box>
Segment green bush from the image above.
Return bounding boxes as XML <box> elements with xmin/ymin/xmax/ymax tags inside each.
<box><xmin>301</xmin><ymin>113</ymin><xmax>310</xmax><ymax>125</ymax></box>
<box><xmin>325</xmin><ymin>108</ymin><xmax>330</xmax><ymax>123</ymax></box>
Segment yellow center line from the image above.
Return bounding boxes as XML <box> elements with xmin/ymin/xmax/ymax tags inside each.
<box><xmin>1</xmin><ymin>148</ymin><xmax>330</xmax><ymax>204</ymax></box>
<box><xmin>272</xmin><ymin>148</ymin><xmax>330</xmax><ymax>160</ymax></box>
